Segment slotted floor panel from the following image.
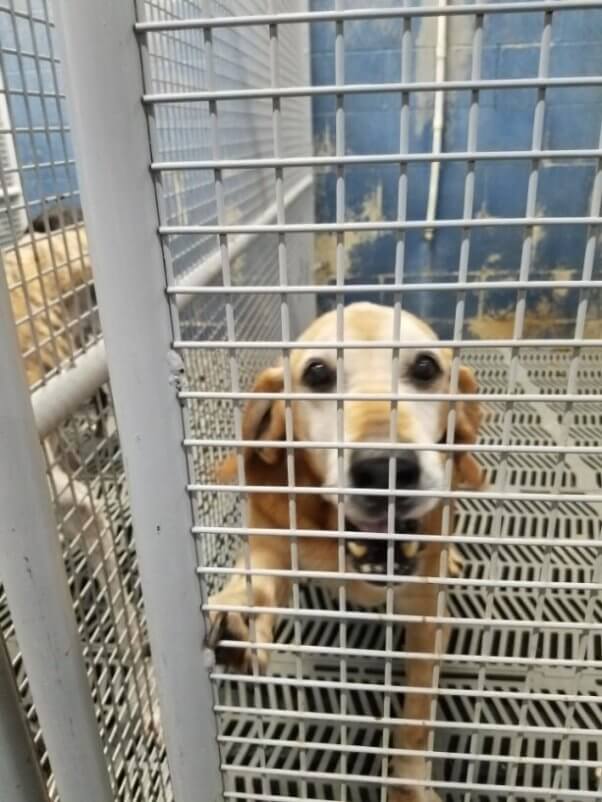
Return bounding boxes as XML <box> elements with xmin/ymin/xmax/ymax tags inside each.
<box><xmin>216</xmin><ymin>348</ymin><xmax>602</xmax><ymax>800</ymax></box>
<box><xmin>217</xmin><ymin>669</ymin><xmax>602</xmax><ymax>801</ymax></box>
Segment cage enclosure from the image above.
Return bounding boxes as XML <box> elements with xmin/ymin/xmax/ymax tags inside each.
<box><xmin>0</xmin><ymin>2</ymin><xmax>601</xmax><ymax>802</ymax></box>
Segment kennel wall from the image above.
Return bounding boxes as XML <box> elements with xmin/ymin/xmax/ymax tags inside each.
<box><xmin>310</xmin><ymin>1</ymin><xmax>602</xmax><ymax>334</ymax></box>
<box><xmin>1</xmin><ymin>1</ymin><xmax>602</xmax><ymax>802</ymax></box>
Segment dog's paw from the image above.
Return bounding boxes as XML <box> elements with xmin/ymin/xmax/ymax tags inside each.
<box><xmin>206</xmin><ymin>610</ymin><xmax>270</xmax><ymax>673</ymax></box>
<box><xmin>142</xmin><ymin>700</ymin><xmax>164</xmax><ymax>743</ymax></box>
<box><xmin>388</xmin><ymin>758</ymin><xmax>442</xmax><ymax>802</ymax></box>
<box><xmin>447</xmin><ymin>544</ymin><xmax>464</xmax><ymax>578</ymax></box>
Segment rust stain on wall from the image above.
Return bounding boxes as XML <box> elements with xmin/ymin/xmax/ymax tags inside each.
<box><xmin>313</xmin><ymin>185</ymin><xmax>385</xmax><ymax>284</ymax></box>
<box><xmin>468</xmin><ymin>299</ymin><xmax>601</xmax><ymax>340</ymax></box>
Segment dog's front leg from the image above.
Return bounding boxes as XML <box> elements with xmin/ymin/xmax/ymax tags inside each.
<box><xmin>389</xmin><ymin>585</ymin><xmax>446</xmax><ymax>802</ymax></box>
<box><xmin>207</xmin><ymin>536</ymin><xmax>291</xmax><ymax>672</ymax></box>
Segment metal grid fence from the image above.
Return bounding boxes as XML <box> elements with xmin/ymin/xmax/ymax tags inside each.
<box><xmin>137</xmin><ymin>3</ymin><xmax>602</xmax><ymax>801</ymax></box>
<box><xmin>1</xmin><ymin>2</ymin><xmax>602</xmax><ymax>802</ymax></box>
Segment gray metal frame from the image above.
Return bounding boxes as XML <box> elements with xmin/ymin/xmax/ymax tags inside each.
<box><xmin>52</xmin><ymin>1</ymin><xmax>221</xmax><ymax>801</ymax></box>
<box><xmin>0</xmin><ymin>259</ymin><xmax>112</xmax><ymax>802</ymax></box>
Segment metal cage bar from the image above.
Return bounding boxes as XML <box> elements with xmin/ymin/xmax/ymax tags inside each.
<box><xmin>134</xmin><ymin>1</ymin><xmax>602</xmax><ymax>30</ymax></box>
<box><xmin>199</xmin><ymin>0</ymin><xmax>271</xmax><ymax>789</ymax></box>
<box><xmin>267</xmin><ymin>4</ymin><xmax>309</xmax><ymax>797</ymax></box>
<box><xmin>142</xmin><ymin>75</ymin><xmax>602</xmax><ymax>104</ymax></box>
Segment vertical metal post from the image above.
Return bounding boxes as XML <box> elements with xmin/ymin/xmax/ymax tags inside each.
<box><xmin>0</xmin><ymin>634</ymin><xmax>50</xmax><ymax>802</ymax></box>
<box><xmin>0</xmin><ymin>264</ymin><xmax>112</xmax><ymax>802</ymax></box>
<box><xmin>51</xmin><ymin>2</ymin><xmax>222</xmax><ymax>801</ymax></box>
<box><xmin>380</xmin><ymin>11</ymin><xmax>412</xmax><ymax>798</ymax></box>
<box><xmin>268</xmin><ymin>6</ymin><xmax>309</xmax><ymax>799</ymax></box>
<box><xmin>333</xmin><ymin>4</ymin><xmax>349</xmax><ymax>799</ymax></box>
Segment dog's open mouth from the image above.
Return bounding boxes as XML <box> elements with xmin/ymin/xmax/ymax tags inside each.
<box><xmin>345</xmin><ymin>517</ymin><xmax>420</xmax><ymax>580</ymax></box>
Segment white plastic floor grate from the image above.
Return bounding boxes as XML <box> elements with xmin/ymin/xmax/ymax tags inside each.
<box><xmin>217</xmin><ymin>672</ymin><xmax>602</xmax><ymax>801</ymax></box>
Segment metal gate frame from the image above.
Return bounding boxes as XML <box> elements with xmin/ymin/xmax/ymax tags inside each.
<box><xmin>51</xmin><ymin>1</ymin><xmax>222</xmax><ymax>800</ymax></box>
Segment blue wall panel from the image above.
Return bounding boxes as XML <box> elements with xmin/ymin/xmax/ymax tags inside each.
<box><xmin>0</xmin><ymin>2</ymin><xmax>78</xmax><ymax>219</ymax></box>
<box><xmin>311</xmin><ymin>1</ymin><xmax>602</xmax><ymax>337</ymax></box>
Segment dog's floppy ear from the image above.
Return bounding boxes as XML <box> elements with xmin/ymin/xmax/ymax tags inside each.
<box><xmin>452</xmin><ymin>365</ymin><xmax>485</xmax><ymax>489</ymax></box>
<box><xmin>216</xmin><ymin>366</ymin><xmax>285</xmax><ymax>481</ymax></box>
<box><xmin>241</xmin><ymin>366</ymin><xmax>286</xmax><ymax>463</ymax></box>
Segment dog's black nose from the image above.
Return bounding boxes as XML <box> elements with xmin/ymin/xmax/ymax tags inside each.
<box><xmin>350</xmin><ymin>451</ymin><xmax>420</xmax><ymax>491</ymax></box>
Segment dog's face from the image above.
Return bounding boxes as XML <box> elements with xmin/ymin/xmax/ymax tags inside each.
<box><xmin>290</xmin><ymin>303</ymin><xmax>454</xmax><ymax>527</ymax></box>
<box><xmin>235</xmin><ymin>302</ymin><xmax>482</xmax><ymax>541</ymax></box>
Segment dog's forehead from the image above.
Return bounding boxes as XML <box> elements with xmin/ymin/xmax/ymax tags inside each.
<box><xmin>300</xmin><ymin>303</ymin><xmax>437</xmax><ymax>342</ymax></box>
<box><xmin>291</xmin><ymin>303</ymin><xmax>439</xmax><ymax>370</ymax></box>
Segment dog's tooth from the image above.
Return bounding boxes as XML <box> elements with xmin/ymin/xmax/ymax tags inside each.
<box><xmin>348</xmin><ymin>541</ymin><xmax>368</xmax><ymax>559</ymax></box>
<box><xmin>401</xmin><ymin>541</ymin><xmax>419</xmax><ymax>559</ymax></box>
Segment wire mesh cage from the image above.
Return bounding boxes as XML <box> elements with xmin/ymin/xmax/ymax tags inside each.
<box><xmin>0</xmin><ymin>2</ymin><xmax>170</xmax><ymax>800</ymax></box>
<box><xmin>1</xmin><ymin>2</ymin><xmax>602</xmax><ymax>802</ymax></box>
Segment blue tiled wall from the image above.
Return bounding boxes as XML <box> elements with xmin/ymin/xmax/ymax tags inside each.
<box><xmin>311</xmin><ymin>1</ymin><xmax>602</xmax><ymax>336</ymax></box>
<box><xmin>0</xmin><ymin>4</ymin><xmax>78</xmax><ymax>218</ymax></box>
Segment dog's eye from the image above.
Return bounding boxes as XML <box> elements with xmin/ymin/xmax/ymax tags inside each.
<box><xmin>410</xmin><ymin>353</ymin><xmax>441</xmax><ymax>383</ymax></box>
<box><xmin>302</xmin><ymin>359</ymin><xmax>336</xmax><ymax>390</ymax></box>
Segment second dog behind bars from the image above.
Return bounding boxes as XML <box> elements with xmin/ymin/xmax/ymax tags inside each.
<box><xmin>4</xmin><ymin>206</ymin><xmax>143</xmax><ymax>672</ymax></box>
<box><xmin>208</xmin><ymin>302</ymin><xmax>484</xmax><ymax>802</ymax></box>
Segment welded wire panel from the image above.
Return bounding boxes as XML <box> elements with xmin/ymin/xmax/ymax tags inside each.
<box><xmin>138</xmin><ymin>2</ymin><xmax>602</xmax><ymax>801</ymax></box>
<box><xmin>138</xmin><ymin>0</ymin><xmax>314</xmax><ymax>582</ymax></box>
<box><xmin>0</xmin><ymin>2</ymin><xmax>171</xmax><ymax>799</ymax></box>
<box><xmin>0</xmin><ymin>0</ymin><xmax>101</xmax><ymax>389</ymax></box>
<box><xmin>0</xmin><ymin>70</ymin><xmax>27</xmax><ymax>245</ymax></box>
<box><xmin>46</xmin><ymin>384</ymin><xmax>171</xmax><ymax>801</ymax></box>
<box><xmin>142</xmin><ymin>0</ymin><xmax>311</xmax><ymax>279</ymax></box>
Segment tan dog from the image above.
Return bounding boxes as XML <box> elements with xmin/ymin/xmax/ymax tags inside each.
<box><xmin>208</xmin><ymin>302</ymin><xmax>484</xmax><ymax>802</ymax></box>
<box><xmin>6</xmin><ymin>222</ymin><xmax>92</xmax><ymax>384</ymax></box>
<box><xmin>4</xmin><ymin>217</ymin><xmax>139</xmax><ymax>659</ymax></box>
